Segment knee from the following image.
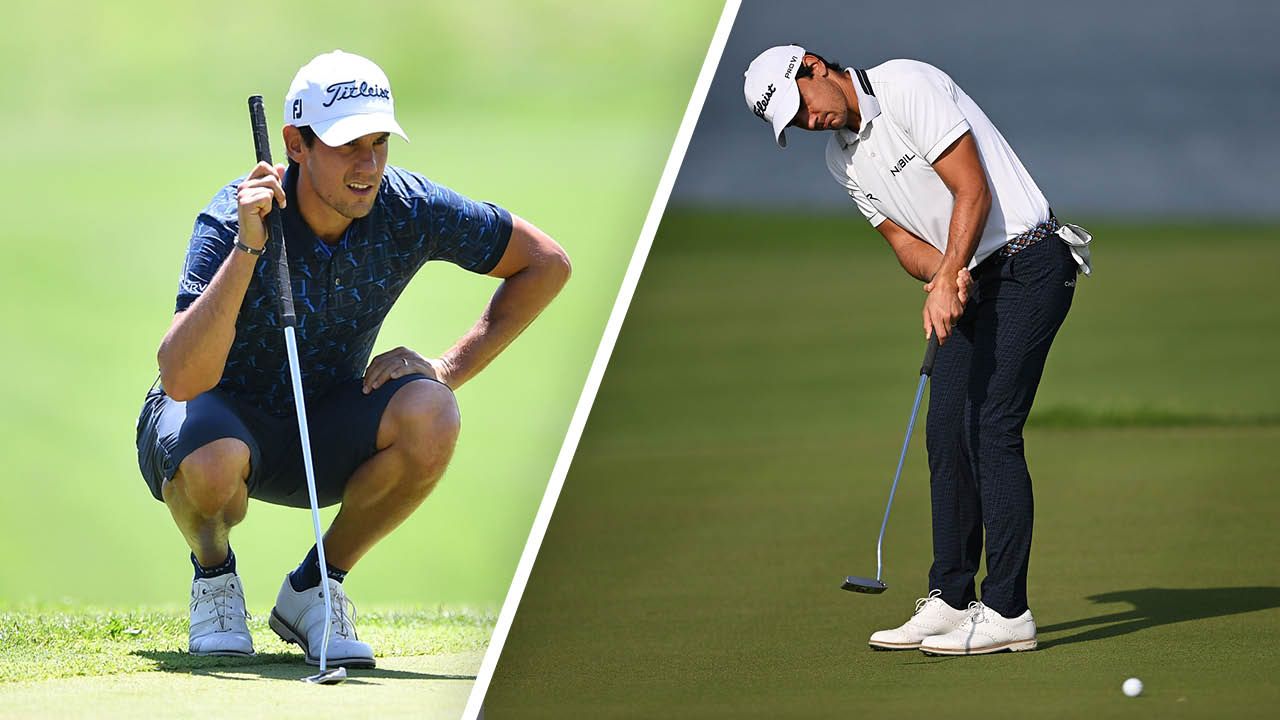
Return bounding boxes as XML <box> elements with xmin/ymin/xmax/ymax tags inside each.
<box><xmin>382</xmin><ymin>380</ymin><xmax>461</xmax><ymax>477</ymax></box>
<box><xmin>170</xmin><ymin>438</ymin><xmax>251</xmax><ymax>516</ymax></box>
<box><xmin>975</xmin><ymin>422</ymin><xmax>1026</xmax><ymax>457</ymax></box>
<box><xmin>926</xmin><ymin>411</ymin><xmax>963</xmax><ymax>456</ymax></box>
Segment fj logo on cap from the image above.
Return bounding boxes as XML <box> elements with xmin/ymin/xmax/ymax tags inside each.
<box><xmin>292</xmin><ymin>98</ymin><xmax>303</xmax><ymax>120</ymax></box>
<box><xmin>323</xmin><ymin>80</ymin><xmax>391</xmax><ymax>108</ymax></box>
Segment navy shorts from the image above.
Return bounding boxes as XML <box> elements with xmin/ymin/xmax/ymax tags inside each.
<box><xmin>135</xmin><ymin>374</ymin><xmax>436</xmax><ymax>508</ymax></box>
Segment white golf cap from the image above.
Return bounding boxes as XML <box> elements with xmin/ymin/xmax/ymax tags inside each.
<box><xmin>743</xmin><ymin>45</ymin><xmax>805</xmax><ymax>148</ymax></box>
<box><xmin>284</xmin><ymin>50</ymin><xmax>409</xmax><ymax>146</ymax></box>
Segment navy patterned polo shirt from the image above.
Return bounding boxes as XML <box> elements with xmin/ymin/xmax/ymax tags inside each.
<box><xmin>176</xmin><ymin>165</ymin><xmax>512</xmax><ymax>416</ymax></box>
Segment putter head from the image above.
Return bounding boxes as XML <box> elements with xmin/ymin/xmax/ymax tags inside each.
<box><xmin>841</xmin><ymin>576</ymin><xmax>887</xmax><ymax>594</ymax></box>
<box><xmin>303</xmin><ymin>666</ymin><xmax>348</xmax><ymax>685</ymax></box>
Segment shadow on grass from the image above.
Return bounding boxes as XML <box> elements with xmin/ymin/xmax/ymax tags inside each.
<box><xmin>1039</xmin><ymin>587</ymin><xmax>1280</xmax><ymax>649</ymax></box>
<box><xmin>131</xmin><ymin>651</ymin><xmax>476</xmax><ymax>682</ymax></box>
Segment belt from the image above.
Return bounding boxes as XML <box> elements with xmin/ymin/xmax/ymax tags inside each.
<box><xmin>998</xmin><ymin>215</ymin><xmax>1061</xmax><ymax>259</ymax></box>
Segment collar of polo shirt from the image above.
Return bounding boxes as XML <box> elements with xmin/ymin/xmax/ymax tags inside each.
<box><xmin>835</xmin><ymin>68</ymin><xmax>882</xmax><ymax>149</ymax></box>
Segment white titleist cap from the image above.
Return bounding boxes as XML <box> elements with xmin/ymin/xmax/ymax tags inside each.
<box><xmin>743</xmin><ymin>45</ymin><xmax>805</xmax><ymax>148</ymax></box>
<box><xmin>284</xmin><ymin>50</ymin><xmax>409</xmax><ymax>146</ymax></box>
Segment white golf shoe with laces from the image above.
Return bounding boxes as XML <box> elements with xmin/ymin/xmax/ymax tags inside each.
<box><xmin>188</xmin><ymin>572</ymin><xmax>255</xmax><ymax>656</ymax></box>
<box><xmin>919</xmin><ymin>600</ymin><xmax>1038</xmax><ymax>655</ymax></box>
<box><xmin>868</xmin><ymin>589</ymin><xmax>970</xmax><ymax>650</ymax></box>
<box><xmin>269</xmin><ymin>575</ymin><xmax>375</xmax><ymax>668</ymax></box>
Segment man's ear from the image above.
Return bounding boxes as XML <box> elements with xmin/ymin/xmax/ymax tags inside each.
<box><xmin>282</xmin><ymin>125</ymin><xmax>306</xmax><ymax>164</ymax></box>
<box><xmin>803</xmin><ymin>53</ymin><xmax>828</xmax><ymax>77</ymax></box>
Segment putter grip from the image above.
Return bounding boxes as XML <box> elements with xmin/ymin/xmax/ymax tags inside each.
<box><xmin>247</xmin><ymin>95</ymin><xmax>296</xmax><ymax>327</ymax></box>
<box><xmin>920</xmin><ymin>333</ymin><xmax>940</xmax><ymax>376</ymax></box>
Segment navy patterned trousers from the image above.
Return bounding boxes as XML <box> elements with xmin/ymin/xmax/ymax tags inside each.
<box><xmin>925</xmin><ymin>235</ymin><xmax>1077</xmax><ymax>617</ymax></box>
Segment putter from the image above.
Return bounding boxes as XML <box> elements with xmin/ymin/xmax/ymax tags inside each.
<box><xmin>842</xmin><ymin>333</ymin><xmax>939</xmax><ymax>594</ymax></box>
<box><xmin>248</xmin><ymin>96</ymin><xmax>348</xmax><ymax>686</ymax></box>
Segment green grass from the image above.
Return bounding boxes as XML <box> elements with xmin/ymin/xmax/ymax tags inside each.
<box><xmin>1</xmin><ymin>656</ymin><xmax>482</xmax><ymax>720</ymax></box>
<box><xmin>0</xmin><ymin>602</ymin><xmax>493</xmax><ymax>683</ymax></box>
<box><xmin>1029</xmin><ymin>406</ymin><xmax>1280</xmax><ymax>429</ymax></box>
<box><xmin>0</xmin><ymin>603</ymin><xmax>494</xmax><ymax>718</ymax></box>
<box><xmin>0</xmin><ymin>0</ymin><xmax>722</xmax><ymax>613</ymax></box>
<box><xmin>482</xmin><ymin>211</ymin><xmax>1280</xmax><ymax>718</ymax></box>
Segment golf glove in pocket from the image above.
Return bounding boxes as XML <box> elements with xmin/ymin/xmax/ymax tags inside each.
<box><xmin>1056</xmin><ymin>223</ymin><xmax>1093</xmax><ymax>276</ymax></box>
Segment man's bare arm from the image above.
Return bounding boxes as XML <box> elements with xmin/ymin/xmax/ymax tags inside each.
<box><xmin>875</xmin><ymin>216</ymin><xmax>945</xmax><ymax>283</ymax></box>
<box><xmin>925</xmin><ymin>132</ymin><xmax>991</xmax><ymax>343</ymax></box>
<box><xmin>361</xmin><ymin>214</ymin><xmax>571</xmax><ymax>393</ymax></box>
<box><xmin>157</xmin><ymin>162</ymin><xmax>286</xmax><ymax>401</ymax></box>
<box><xmin>875</xmin><ymin>216</ymin><xmax>973</xmax><ymax>308</ymax></box>
<box><xmin>931</xmin><ymin>132</ymin><xmax>991</xmax><ymax>283</ymax></box>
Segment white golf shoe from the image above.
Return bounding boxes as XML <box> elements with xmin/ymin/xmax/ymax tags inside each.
<box><xmin>919</xmin><ymin>601</ymin><xmax>1038</xmax><ymax>655</ymax></box>
<box><xmin>269</xmin><ymin>575</ymin><xmax>375</xmax><ymax>668</ymax></box>
<box><xmin>188</xmin><ymin>572</ymin><xmax>255</xmax><ymax>657</ymax></box>
<box><xmin>868</xmin><ymin>589</ymin><xmax>970</xmax><ymax>650</ymax></box>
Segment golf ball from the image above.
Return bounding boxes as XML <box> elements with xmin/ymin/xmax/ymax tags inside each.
<box><xmin>1123</xmin><ymin>677</ymin><xmax>1143</xmax><ymax>697</ymax></box>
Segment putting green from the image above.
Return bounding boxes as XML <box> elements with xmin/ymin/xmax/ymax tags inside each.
<box><xmin>0</xmin><ymin>603</ymin><xmax>492</xmax><ymax>716</ymax></box>
<box><xmin>0</xmin><ymin>653</ymin><xmax>483</xmax><ymax>720</ymax></box>
<box><xmin>483</xmin><ymin>213</ymin><xmax>1280</xmax><ymax>717</ymax></box>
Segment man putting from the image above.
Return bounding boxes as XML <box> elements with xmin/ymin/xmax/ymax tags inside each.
<box><xmin>744</xmin><ymin>46</ymin><xmax>1090</xmax><ymax>655</ymax></box>
<box><xmin>136</xmin><ymin>50</ymin><xmax>571</xmax><ymax>666</ymax></box>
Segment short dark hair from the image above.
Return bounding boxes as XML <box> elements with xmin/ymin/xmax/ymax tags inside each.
<box><xmin>795</xmin><ymin>51</ymin><xmax>845</xmax><ymax>79</ymax></box>
<box><xmin>288</xmin><ymin>125</ymin><xmax>316</xmax><ymax>168</ymax></box>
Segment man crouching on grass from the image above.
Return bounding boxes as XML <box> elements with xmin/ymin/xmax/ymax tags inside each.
<box><xmin>134</xmin><ymin>50</ymin><xmax>570</xmax><ymax>667</ymax></box>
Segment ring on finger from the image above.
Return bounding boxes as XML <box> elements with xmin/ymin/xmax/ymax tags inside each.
<box><xmin>402</xmin><ymin>358</ymin><xmax>409</xmax><ymax>367</ymax></box>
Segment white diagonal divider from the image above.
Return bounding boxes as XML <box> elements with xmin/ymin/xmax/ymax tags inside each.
<box><xmin>461</xmin><ymin>2</ymin><xmax>743</xmax><ymax>717</ymax></box>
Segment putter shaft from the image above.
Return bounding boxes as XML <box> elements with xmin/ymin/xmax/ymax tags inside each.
<box><xmin>844</xmin><ymin>335</ymin><xmax>939</xmax><ymax>594</ymax></box>
<box><xmin>874</xmin><ymin>371</ymin><xmax>929</xmax><ymax>581</ymax></box>
<box><xmin>284</xmin><ymin>326</ymin><xmax>335</xmax><ymax>674</ymax></box>
<box><xmin>248</xmin><ymin>95</ymin><xmax>341</xmax><ymax>683</ymax></box>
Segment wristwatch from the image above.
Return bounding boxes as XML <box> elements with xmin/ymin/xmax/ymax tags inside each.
<box><xmin>234</xmin><ymin>237</ymin><xmax>265</xmax><ymax>256</ymax></box>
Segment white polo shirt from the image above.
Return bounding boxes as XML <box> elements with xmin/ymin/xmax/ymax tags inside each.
<box><xmin>825</xmin><ymin>60</ymin><xmax>1050</xmax><ymax>267</ymax></box>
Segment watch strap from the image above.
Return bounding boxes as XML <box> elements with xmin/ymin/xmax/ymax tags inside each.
<box><xmin>234</xmin><ymin>238</ymin><xmax>265</xmax><ymax>256</ymax></box>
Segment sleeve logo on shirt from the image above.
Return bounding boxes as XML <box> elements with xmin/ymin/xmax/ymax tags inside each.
<box><xmin>889</xmin><ymin>153</ymin><xmax>917</xmax><ymax>176</ymax></box>
<box><xmin>179</xmin><ymin>277</ymin><xmax>208</xmax><ymax>295</ymax></box>
<box><xmin>323</xmin><ymin>80</ymin><xmax>391</xmax><ymax>108</ymax></box>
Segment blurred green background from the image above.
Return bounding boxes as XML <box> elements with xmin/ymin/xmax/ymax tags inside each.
<box><xmin>0</xmin><ymin>0</ymin><xmax>722</xmax><ymax>611</ymax></box>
